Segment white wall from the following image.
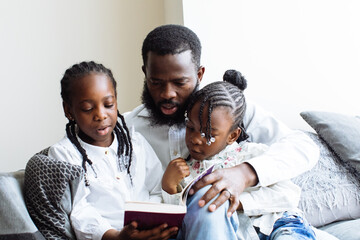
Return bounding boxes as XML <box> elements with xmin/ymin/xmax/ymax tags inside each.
<box><xmin>0</xmin><ymin>0</ymin><xmax>184</xmax><ymax>172</ymax></box>
<box><xmin>183</xmin><ymin>0</ymin><xmax>360</xmax><ymax>130</ymax></box>
<box><xmin>5</xmin><ymin>0</ymin><xmax>358</xmax><ymax>172</ymax></box>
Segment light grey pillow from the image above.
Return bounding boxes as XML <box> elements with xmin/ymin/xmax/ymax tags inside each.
<box><xmin>292</xmin><ymin>132</ymin><xmax>360</xmax><ymax>227</ymax></box>
<box><xmin>300</xmin><ymin>111</ymin><xmax>360</xmax><ymax>172</ymax></box>
<box><xmin>0</xmin><ymin>170</ymin><xmax>45</xmax><ymax>240</ymax></box>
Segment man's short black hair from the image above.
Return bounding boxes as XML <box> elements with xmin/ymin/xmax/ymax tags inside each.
<box><xmin>142</xmin><ymin>24</ymin><xmax>202</xmax><ymax>69</ymax></box>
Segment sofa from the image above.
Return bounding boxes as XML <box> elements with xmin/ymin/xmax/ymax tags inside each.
<box><xmin>0</xmin><ymin>111</ymin><xmax>359</xmax><ymax>239</ymax></box>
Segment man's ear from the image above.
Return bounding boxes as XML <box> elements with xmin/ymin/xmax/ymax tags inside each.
<box><xmin>142</xmin><ymin>65</ymin><xmax>146</xmax><ymax>76</ymax></box>
<box><xmin>227</xmin><ymin>127</ymin><xmax>241</xmax><ymax>145</ymax></box>
<box><xmin>197</xmin><ymin>66</ymin><xmax>205</xmax><ymax>83</ymax></box>
<box><xmin>63</xmin><ymin>101</ymin><xmax>73</xmax><ymax>121</ymax></box>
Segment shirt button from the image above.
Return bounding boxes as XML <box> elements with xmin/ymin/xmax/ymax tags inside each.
<box><xmin>105</xmin><ymin>150</ymin><xmax>108</xmax><ymax>155</ymax></box>
<box><xmin>173</xmin><ymin>151</ymin><xmax>178</xmax><ymax>156</ymax></box>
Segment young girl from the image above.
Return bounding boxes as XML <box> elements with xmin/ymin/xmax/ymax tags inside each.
<box><xmin>31</xmin><ymin>61</ymin><xmax>178</xmax><ymax>240</ymax></box>
<box><xmin>162</xmin><ymin>70</ymin><xmax>316</xmax><ymax>240</ymax></box>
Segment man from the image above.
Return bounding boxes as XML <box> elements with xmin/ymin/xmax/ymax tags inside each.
<box><xmin>124</xmin><ymin>24</ymin><xmax>319</xmax><ymax>239</ymax></box>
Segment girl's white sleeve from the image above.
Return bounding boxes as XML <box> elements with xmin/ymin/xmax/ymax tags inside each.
<box><xmin>235</xmin><ymin>143</ymin><xmax>300</xmax><ymax>216</ymax></box>
<box><xmin>135</xmin><ymin>131</ymin><xmax>163</xmax><ymax>203</ymax></box>
<box><xmin>49</xmin><ymin>144</ymin><xmax>113</xmax><ymax>240</ymax></box>
<box><xmin>162</xmin><ymin>189</ymin><xmax>183</xmax><ymax>205</ymax></box>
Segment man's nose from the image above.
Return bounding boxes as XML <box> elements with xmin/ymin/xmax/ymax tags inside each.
<box><xmin>160</xmin><ymin>83</ymin><xmax>176</xmax><ymax>99</ymax></box>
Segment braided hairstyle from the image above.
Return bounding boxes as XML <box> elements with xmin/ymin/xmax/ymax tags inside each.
<box><xmin>187</xmin><ymin>69</ymin><xmax>249</xmax><ymax>145</ymax></box>
<box><xmin>142</xmin><ymin>24</ymin><xmax>202</xmax><ymax>70</ymax></box>
<box><xmin>61</xmin><ymin>61</ymin><xmax>133</xmax><ymax>186</ymax></box>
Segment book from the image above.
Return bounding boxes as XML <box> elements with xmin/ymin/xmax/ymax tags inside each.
<box><xmin>180</xmin><ymin>164</ymin><xmax>215</xmax><ymax>205</ymax></box>
<box><xmin>124</xmin><ymin>164</ymin><xmax>215</xmax><ymax>230</ymax></box>
<box><xmin>124</xmin><ymin>201</ymin><xmax>186</xmax><ymax>230</ymax></box>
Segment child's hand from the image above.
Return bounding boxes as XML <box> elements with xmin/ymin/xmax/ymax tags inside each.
<box><xmin>162</xmin><ymin>158</ymin><xmax>189</xmax><ymax>194</ymax></box>
<box><xmin>118</xmin><ymin>221</ymin><xmax>178</xmax><ymax>240</ymax></box>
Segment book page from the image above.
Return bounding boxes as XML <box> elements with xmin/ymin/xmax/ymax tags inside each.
<box><xmin>181</xmin><ymin>164</ymin><xmax>215</xmax><ymax>204</ymax></box>
<box><xmin>125</xmin><ymin>201</ymin><xmax>186</xmax><ymax>213</ymax></box>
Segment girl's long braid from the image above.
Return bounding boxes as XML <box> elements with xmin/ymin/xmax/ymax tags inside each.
<box><xmin>65</xmin><ymin>121</ymin><xmax>97</xmax><ymax>186</ymax></box>
<box><xmin>61</xmin><ymin>61</ymin><xmax>133</xmax><ymax>186</ymax></box>
<box><xmin>198</xmin><ymin>94</ymin><xmax>206</xmax><ymax>137</ymax></box>
<box><xmin>114</xmin><ymin>111</ymin><xmax>133</xmax><ymax>183</ymax></box>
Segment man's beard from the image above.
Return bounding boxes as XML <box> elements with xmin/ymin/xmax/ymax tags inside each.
<box><xmin>141</xmin><ymin>81</ymin><xmax>199</xmax><ymax>127</ymax></box>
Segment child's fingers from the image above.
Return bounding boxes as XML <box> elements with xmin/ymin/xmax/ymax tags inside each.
<box><xmin>128</xmin><ymin>221</ymin><xmax>138</xmax><ymax>229</ymax></box>
<box><xmin>170</xmin><ymin>158</ymin><xmax>188</xmax><ymax>167</ymax></box>
<box><xmin>153</xmin><ymin>226</ymin><xmax>178</xmax><ymax>240</ymax></box>
<box><xmin>135</xmin><ymin>224</ymin><xmax>178</xmax><ymax>240</ymax></box>
<box><xmin>118</xmin><ymin>221</ymin><xmax>139</xmax><ymax>239</ymax></box>
<box><xmin>170</xmin><ymin>160</ymin><xmax>190</xmax><ymax>177</ymax></box>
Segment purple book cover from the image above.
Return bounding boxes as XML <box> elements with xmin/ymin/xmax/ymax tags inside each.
<box><xmin>124</xmin><ymin>211</ymin><xmax>185</xmax><ymax>230</ymax></box>
<box><xmin>124</xmin><ymin>164</ymin><xmax>214</xmax><ymax>230</ymax></box>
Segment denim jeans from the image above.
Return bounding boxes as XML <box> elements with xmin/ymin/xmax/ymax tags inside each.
<box><xmin>176</xmin><ymin>186</ymin><xmax>316</xmax><ymax>240</ymax></box>
<box><xmin>176</xmin><ymin>185</ymin><xmax>240</xmax><ymax>240</ymax></box>
<box><xmin>258</xmin><ymin>211</ymin><xmax>317</xmax><ymax>240</ymax></box>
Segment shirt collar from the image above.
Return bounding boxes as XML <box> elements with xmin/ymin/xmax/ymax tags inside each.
<box><xmin>77</xmin><ymin>132</ymin><xmax>119</xmax><ymax>155</ymax></box>
<box><xmin>138</xmin><ymin>105</ymin><xmax>151</xmax><ymax>118</ymax></box>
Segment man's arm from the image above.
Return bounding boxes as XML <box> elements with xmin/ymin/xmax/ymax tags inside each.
<box><xmin>243</xmin><ymin>101</ymin><xmax>319</xmax><ymax>186</ymax></box>
<box><xmin>239</xmin><ymin>180</ymin><xmax>301</xmax><ymax>216</ymax></box>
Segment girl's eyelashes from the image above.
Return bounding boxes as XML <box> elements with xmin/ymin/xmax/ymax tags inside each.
<box><xmin>80</xmin><ymin>102</ymin><xmax>115</xmax><ymax>112</ymax></box>
<box><xmin>105</xmin><ymin>104</ymin><xmax>114</xmax><ymax>108</ymax></box>
<box><xmin>81</xmin><ymin>108</ymin><xmax>93</xmax><ymax>112</ymax></box>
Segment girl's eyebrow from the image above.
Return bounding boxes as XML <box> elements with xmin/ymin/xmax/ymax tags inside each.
<box><xmin>79</xmin><ymin>95</ymin><xmax>115</xmax><ymax>104</ymax></box>
<box><xmin>103</xmin><ymin>95</ymin><xmax>116</xmax><ymax>100</ymax></box>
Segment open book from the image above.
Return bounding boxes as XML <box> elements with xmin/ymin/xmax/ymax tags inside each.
<box><xmin>124</xmin><ymin>164</ymin><xmax>215</xmax><ymax>229</ymax></box>
<box><xmin>179</xmin><ymin>164</ymin><xmax>215</xmax><ymax>205</ymax></box>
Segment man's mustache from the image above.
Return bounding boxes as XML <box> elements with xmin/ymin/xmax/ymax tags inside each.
<box><xmin>158</xmin><ymin>100</ymin><xmax>180</xmax><ymax>107</ymax></box>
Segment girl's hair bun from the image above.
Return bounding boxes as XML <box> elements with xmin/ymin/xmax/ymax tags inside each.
<box><xmin>223</xmin><ymin>69</ymin><xmax>247</xmax><ymax>91</ymax></box>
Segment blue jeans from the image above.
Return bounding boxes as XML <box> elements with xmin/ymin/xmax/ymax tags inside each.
<box><xmin>258</xmin><ymin>212</ymin><xmax>317</xmax><ymax>240</ymax></box>
<box><xmin>176</xmin><ymin>185</ymin><xmax>240</xmax><ymax>240</ymax></box>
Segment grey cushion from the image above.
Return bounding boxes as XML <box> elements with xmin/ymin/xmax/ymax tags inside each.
<box><xmin>292</xmin><ymin>132</ymin><xmax>360</xmax><ymax>227</ymax></box>
<box><xmin>300</xmin><ymin>111</ymin><xmax>360</xmax><ymax>172</ymax></box>
<box><xmin>320</xmin><ymin>218</ymin><xmax>360</xmax><ymax>240</ymax></box>
<box><xmin>0</xmin><ymin>170</ymin><xmax>45</xmax><ymax>240</ymax></box>
<box><xmin>24</xmin><ymin>151</ymin><xmax>83</xmax><ymax>240</ymax></box>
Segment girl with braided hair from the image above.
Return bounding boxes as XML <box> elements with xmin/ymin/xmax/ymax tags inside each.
<box><xmin>162</xmin><ymin>70</ymin><xmax>316</xmax><ymax>240</ymax></box>
<box><xmin>48</xmin><ymin>61</ymin><xmax>177</xmax><ymax>240</ymax></box>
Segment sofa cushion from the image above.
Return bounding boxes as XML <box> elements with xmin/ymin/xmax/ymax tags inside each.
<box><xmin>300</xmin><ymin>111</ymin><xmax>360</xmax><ymax>172</ymax></box>
<box><xmin>320</xmin><ymin>218</ymin><xmax>360</xmax><ymax>240</ymax></box>
<box><xmin>0</xmin><ymin>170</ymin><xmax>45</xmax><ymax>240</ymax></box>
<box><xmin>292</xmin><ymin>132</ymin><xmax>360</xmax><ymax>227</ymax></box>
<box><xmin>24</xmin><ymin>152</ymin><xmax>83</xmax><ymax>240</ymax></box>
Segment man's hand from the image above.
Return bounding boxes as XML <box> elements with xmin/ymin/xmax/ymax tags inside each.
<box><xmin>189</xmin><ymin>163</ymin><xmax>258</xmax><ymax>216</ymax></box>
<box><xmin>103</xmin><ymin>221</ymin><xmax>178</xmax><ymax>240</ymax></box>
<box><xmin>162</xmin><ymin>158</ymin><xmax>190</xmax><ymax>194</ymax></box>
